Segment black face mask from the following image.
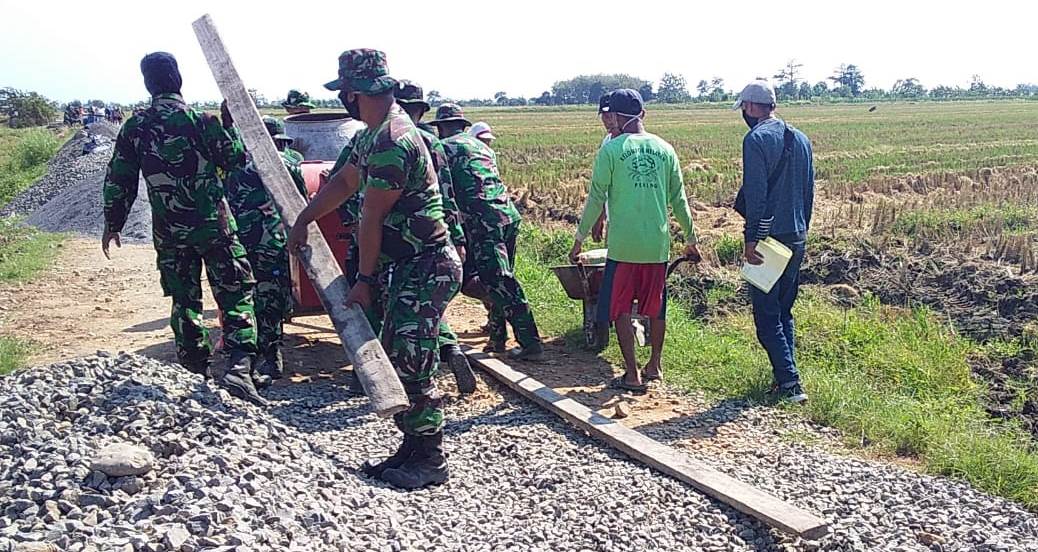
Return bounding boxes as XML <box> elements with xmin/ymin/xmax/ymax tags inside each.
<box><xmin>339</xmin><ymin>90</ymin><xmax>361</xmax><ymax>120</ymax></box>
<box><xmin>742</xmin><ymin>111</ymin><xmax>759</xmax><ymax>129</ymax></box>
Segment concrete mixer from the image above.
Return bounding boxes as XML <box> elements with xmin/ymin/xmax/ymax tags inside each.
<box><xmin>284</xmin><ymin>112</ymin><xmax>366</xmax><ymax>316</ymax></box>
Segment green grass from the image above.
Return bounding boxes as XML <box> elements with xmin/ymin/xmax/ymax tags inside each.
<box><xmin>0</xmin><ymin>337</ymin><xmax>31</xmax><ymax>376</ymax></box>
<box><xmin>891</xmin><ymin>204</ymin><xmax>1038</xmax><ymax>239</ymax></box>
<box><xmin>0</xmin><ymin>127</ymin><xmax>64</xmax><ymax>208</ymax></box>
<box><xmin>0</xmin><ymin>219</ymin><xmax>65</xmax><ymax>283</ymax></box>
<box><xmin>518</xmin><ymin>225</ymin><xmax>1038</xmax><ymax>508</ymax></box>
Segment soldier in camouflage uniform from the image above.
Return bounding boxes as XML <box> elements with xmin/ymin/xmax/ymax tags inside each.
<box><xmin>264</xmin><ymin>116</ymin><xmax>305</xmax><ymax>167</ymax></box>
<box><xmin>393</xmin><ymin>80</ymin><xmax>477</xmax><ymax>395</ymax></box>
<box><xmin>430</xmin><ymin>104</ymin><xmax>544</xmax><ymax>361</ymax></box>
<box><xmin>223</xmin><ymin>117</ymin><xmax>308</xmax><ymax>386</ymax></box>
<box><xmin>289</xmin><ymin>49</ymin><xmax>461</xmax><ymax>489</ymax></box>
<box><xmin>282</xmin><ymin>89</ymin><xmax>316</xmax><ymax>115</ymax></box>
<box><xmin>101</xmin><ymin>52</ymin><xmax>267</xmax><ymax>406</ymax></box>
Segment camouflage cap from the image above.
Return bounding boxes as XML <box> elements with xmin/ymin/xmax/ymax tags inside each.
<box><xmin>428</xmin><ymin>103</ymin><xmax>470</xmax><ymax>126</ymax></box>
<box><xmin>263</xmin><ymin>116</ymin><xmax>293</xmax><ymax>142</ymax></box>
<box><xmin>282</xmin><ymin>89</ymin><xmax>315</xmax><ymax>109</ymax></box>
<box><xmin>323</xmin><ymin>49</ymin><xmax>397</xmax><ymax>95</ymax></box>
<box><xmin>394</xmin><ymin>80</ymin><xmax>430</xmax><ymax>110</ymax></box>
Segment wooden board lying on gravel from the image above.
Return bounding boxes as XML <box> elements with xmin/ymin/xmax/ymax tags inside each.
<box><xmin>192</xmin><ymin>14</ymin><xmax>408</xmax><ymax>417</ymax></box>
<box><xmin>465</xmin><ymin>348</ymin><xmax>830</xmax><ymax>540</ymax></box>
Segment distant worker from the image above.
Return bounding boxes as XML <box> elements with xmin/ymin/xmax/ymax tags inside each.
<box><xmin>469</xmin><ymin>121</ymin><xmax>495</xmax><ymax>148</ymax></box>
<box><xmin>289</xmin><ymin>49</ymin><xmax>462</xmax><ymax>489</ymax></box>
<box><xmin>282</xmin><ymin>89</ymin><xmax>316</xmax><ymax>115</ymax></box>
<box><xmin>101</xmin><ymin>52</ymin><xmax>266</xmax><ymax>406</ymax></box>
<box><xmin>569</xmin><ymin>89</ymin><xmax>701</xmax><ymax>392</ymax></box>
<box><xmin>394</xmin><ymin>80</ymin><xmax>477</xmax><ymax>394</ymax></box>
<box><xmin>430</xmin><ymin>104</ymin><xmax>544</xmax><ymax>361</ymax></box>
<box><xmin>263</xmin><ymin>116</ymin><xmax>305</xmax><ymax>168</ymax></box>
<box><xmin>732</xmin><ymin>80</ymin><xmax>814</xmax><ymax>404</ymax></box>
<box><xmin>223</xmin><ymin>118</ymin><xmax>308</xmax><ymax>386</ymax></box>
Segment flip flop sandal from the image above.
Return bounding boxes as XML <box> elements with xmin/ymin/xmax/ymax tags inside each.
<box><xmin>609</xmin><ymin>376</ymin><xmax>647</xmax><ymax>392</ymax></box>
<box><xmin>643</xmin><ymin>373</ymin><xmax>662</xmax><ymax>384</ymax></box>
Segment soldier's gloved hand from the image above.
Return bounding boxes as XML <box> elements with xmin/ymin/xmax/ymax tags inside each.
<box><xmin>345</xmin><ymin>281</ymin><xmax>372</xmax><ymax>310</ymax></box>
<box><xmin>287</xmin><ymin>222</ymin><xmax>308</xmax><ymax>252</ymax></box>
<box><xmin>102</xmin><ymin>230</ymin><xmax>121</xmax><ymax>260</ymax></box>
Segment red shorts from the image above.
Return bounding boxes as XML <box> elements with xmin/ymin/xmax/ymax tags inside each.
<box><xmin>596</xmin><ymin>260</ymin><xmax>668</xmax><ymax>322</ymax></box>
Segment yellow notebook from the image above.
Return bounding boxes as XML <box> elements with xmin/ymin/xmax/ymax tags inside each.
<box><xmin>740</xmin><ymin>237</ymin><xmax>793</xmax><ymax>293</ymax></box>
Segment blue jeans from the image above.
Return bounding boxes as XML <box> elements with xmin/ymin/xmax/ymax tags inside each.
<box><xmin>749</xmin><ymin>233</ymin><xmax>806</xmax><ymax>389</ymax></box>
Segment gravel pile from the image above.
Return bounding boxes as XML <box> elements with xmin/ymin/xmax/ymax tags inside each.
<box><xmin>2</xmin><ymin>354</ymin><xmax>1037</xmax><ymax>552</ymax></box>
<box><xmin>1</xmin><ymin>121</ymin><xmax>152</xmax><ymax>244</ymax></box>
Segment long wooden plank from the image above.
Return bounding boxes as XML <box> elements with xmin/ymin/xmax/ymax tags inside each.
<box><xmin>192</xmin><ymin>14</ymin><xmax>408</xmax><ymax>417</ymax></box>
<box><xmin>465</xmin><ymin>348</ymin><xmax>829</xmax><ymax>539</ymax></box>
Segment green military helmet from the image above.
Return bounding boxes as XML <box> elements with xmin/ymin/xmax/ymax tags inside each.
<box><xmin>429</xmin><ymin>103</ymin><xmax>471</xmax><ymax>127</ymax></box>
<box><xmin>262</xmin><ymin>116</ymin><xmax>293</xmax><ymax>143</ymax></box>
<box><xmin>394</xmin><ymin>80</ymin><xmax>430</xmax><ymax>112</ymax></box>
<box><xmin>282</xmin><ymin>89</ymin><xmax>315</xmax><ymax>109</ymax></box>
<box><xmin>323</xmin><ymin>49</ymin><xmax>397</xmax><ymax>95</ymax></box>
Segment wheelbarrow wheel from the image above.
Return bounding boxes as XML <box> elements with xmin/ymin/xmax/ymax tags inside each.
<box><xmin>583</xmin><ymin>300</ymin><xmax>610</xmax><ymax>352</ymax></box>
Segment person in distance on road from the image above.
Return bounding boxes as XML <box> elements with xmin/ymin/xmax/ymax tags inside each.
<box><xmin>289</xmin><ymin>49</ymin><xmax>462</xmax><ymax>489</ymax></box>
<box><xmin>570</xmin><ymin>89</ymin><xmax>701</xmax><ymax>392</ymax></box>
<box><xmin>430</xmin><ymin>103</ymin><xmax>545</xmax><ymax>362</ymax></box>
<box><xmin>732</xmin><ymin>80</ymin><xmax>815</xmax><ymax>405</ymax></box>
<box><xmin>101</xmin><ymin>52</ymin><xmax>267</xmax><ymax>406</ymax></box>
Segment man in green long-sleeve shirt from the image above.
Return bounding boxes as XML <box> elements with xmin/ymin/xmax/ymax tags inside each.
<box><xmin>570</xmin><ymin>89</ymin><xmax>701</xmax><ymax>391</ymax></box>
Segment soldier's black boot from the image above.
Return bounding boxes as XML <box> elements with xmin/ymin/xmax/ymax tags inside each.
<box><xmin>181</xmin><ymin>358</ymin><xmax>210</xmax><ymax>379</ymax></box>
<box><xmin>218</xmin><ymin>351</ymin><xmax>269</xmax><ymax>407</ymax></box>
<box><xmin>360</xmin><ymin>434</ymin><xmax>416</xmax><ymax>479</ymax></box>
<box><xmin>440</xmin><ymin>344</ymin><xmax>477</xmax><ymax>395</ymax></box>
<box><xmin>257</xmin><ymin>348</ymin><xmax>284</xmax><ymax>379</ymax></box>
<box><xmin>380</xmin><ymin>432</ymin><xmax>449</xmax><ymax>489</ymax></box>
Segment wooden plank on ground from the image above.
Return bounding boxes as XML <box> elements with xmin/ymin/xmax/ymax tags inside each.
<box><xmin>192</xmin><ymin>14</ymin><xmax>408</xmax><ymax>417</ymax></box>
<box><xmin>464</xmin><ymin>347</ymin><xmax>830</xmax><ymax>539</ymax></box>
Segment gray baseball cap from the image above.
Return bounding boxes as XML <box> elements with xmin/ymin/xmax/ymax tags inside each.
<box><xmin>732</xmin><ymin>80</ymin><xmax>777</xmax><ymax>110</ymax></box>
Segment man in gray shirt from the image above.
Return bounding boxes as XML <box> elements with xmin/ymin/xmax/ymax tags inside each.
<box><xmin>733</xmin><ymin>80</ymin><xmax>814</xmax><ymax>404</ymax></box>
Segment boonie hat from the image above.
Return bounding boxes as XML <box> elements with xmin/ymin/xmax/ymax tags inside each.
<box><xmin>429</xmin><ymin>103</ymin><xmax>471</xmax><ymax>126</ymax></box>
<box><xmin>394</xmin><ymin>80</ymin><xmax>430</xmax><ymax>112</ymax></box>
<box><xmin>324</xmin><ymin>48</ymin><xmax>398</xmax><ymax>95</ymax></box>
<box><xmin>282</xmin><ymin>89</ymin><xmax>315</xmax><ymax>109</ymax></box>
<box><xmin>263</xmin><ymin>116</ymin><xmax>293</xmax><ymax>143</ymax></box>
<box><xmin>732</xmin><ymin>80</ymin><xmax>777</xmax><ymax>110</ymax></box>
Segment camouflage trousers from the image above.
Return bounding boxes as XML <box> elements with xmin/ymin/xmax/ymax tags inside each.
<box><xmin>245</xmin><ymin>243</ymin><xmax>290</xmax><ymax>354</ymax></box>
<box><xmin>348</xmin><ymin>236</ymin><xmax>457</xmax><ymax>351</ymax></box>
<box><xmin>156</xmin><ymin>239</ymin><xmax>258</xmax><ymax>367</ymax></box>
<box><xmin>381</xmin><ymin>245</ymin><xmax>462</xmax><ymax>436</ymax></box>
<box><xmin>469</xmin><ymin>221</ymin><xmax>541</xmax><ymax>348</ymax></box>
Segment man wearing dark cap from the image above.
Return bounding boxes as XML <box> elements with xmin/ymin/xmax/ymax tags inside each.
<box><xmin>570</xmin><ymin>89</ymin><xmax>700</xmax><ymax>392</ymax></box>
<box><xmin>430</xmin><ymin>104</ymin><xmax>544</xmax><ymax>361</ymax></box>
<box><xmin>102</xmin><ymin>52</ymin><xmax>267</xmax><ymax>406</ymax></box>
<box><xmin>394</xmin><ymin>80</ymin><xmax>477</xmax><ymax>394</ymax></box>
<box><xmin>732</xmin><ymin>80</ymin><xmax>815</xmax><ymax>405</ymax></box>
<box><xmin>282</xmin><ymin>89</ymin><xmax>315</xmax><ymax>115</ymax></box>
<box><xmin>223</xmin><ymin>117</ymin><xmax>309</xmax><ymax>385</ymax></box>
<box><xmin>288</xmin><ymin>49</ymin><xmax>462</xmax><ymax>489</ymax></box>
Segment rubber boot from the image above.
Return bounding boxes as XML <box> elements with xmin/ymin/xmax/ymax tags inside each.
<box><xmin>380</xmin><ymin>432</ymin><xmax>449</xmax><ymax>489</ymax></box>
<box><xmin>440</xmin><ymin>344</ymin><xmax>477</xmax><ymax>394</ymax></box>
<box><xmin>181</xmin><ymin>358</ymin><xmax>210</xmax><ymax>379</ymax></box>
<box><xmin>218</xmin><ymin>351</ymin><xmax>269</xmax><ymax>407</ymax></box>
<box><xmin>360</xmin><ymin>434</ymin><xmax>416</xmax><ymax>479</ymax></box>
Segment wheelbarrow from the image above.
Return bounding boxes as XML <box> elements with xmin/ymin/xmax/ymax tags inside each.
<box><xmin>551</xmin><ymin>257</ymin><xmax>691</xmax><ymax>352</ymax></box>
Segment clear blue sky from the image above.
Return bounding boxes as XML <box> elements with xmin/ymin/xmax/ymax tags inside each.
<box><xmin>2</xmin><ymin>0</ymin><xmax>1034</xmax><ymax>104</ymax></box>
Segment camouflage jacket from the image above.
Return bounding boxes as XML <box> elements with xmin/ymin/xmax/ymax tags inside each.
<box><xmin>347</xmin><ymin>104</ymin><xmax>448</xmax><ymax>262</ymax></box>
<box><xmin>439</xmin><ymin>129</ymin><xmax>520</xmax><ymax>233</ymax></box>
<box><xmin>417</xmin><ymin>124</ymin><xmax>465</xmax><ymax>247</ymax></box>
<box><xmin>103</xmin><ymin>93</ymin><xmax>245</xmax><ymax>249</ymax></box>
<box><xmin>282</xmin><ymin>147</ymin><xmax>304</xmax><ymax>167</ymax></box>
<box><xmin>224</xmin><ymin>151</ymin><xmax>307</xmax><ymax>251</ymax></box>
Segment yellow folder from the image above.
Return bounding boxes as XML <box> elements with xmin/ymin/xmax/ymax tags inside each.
<box><xmin>740</xmin><ymin>237</ymin><xmax>793</xmax><ymax>293</ymax></box>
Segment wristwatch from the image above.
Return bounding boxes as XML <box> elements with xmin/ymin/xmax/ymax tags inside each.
<box><xmin>356</xmin><ymin>272</ymin><xmax>378</xmax><ymax>286</ymax></box>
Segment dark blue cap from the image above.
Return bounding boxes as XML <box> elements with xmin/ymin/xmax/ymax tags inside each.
<box><xmin>602</xmin><ymin>89</ymin><xmax>643</xmax><ymax>117</ymax></box>
<box><xmin>598</xmin><ymin>93</ymin><xmax>610</xmax><ymax>114</ymax></box>
<box><xmin>140</xmin><ymin>52</ymin><xmax>182</xmax><ymax>96</ymax></box>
